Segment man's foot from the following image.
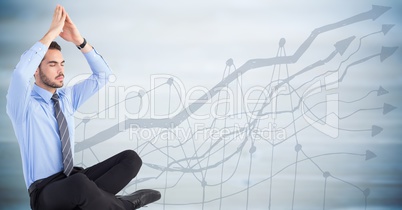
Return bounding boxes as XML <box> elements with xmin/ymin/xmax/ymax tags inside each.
<box><xmin>117</xmin><ymin>189</ymin><xmax>161</xmax><ymax>209</ymax></box>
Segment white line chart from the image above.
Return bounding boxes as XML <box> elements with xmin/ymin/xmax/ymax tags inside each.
<box><xmin>73</xmin><ymin>5</ymin><xmax>398</xmax><ymax>209</ymax></box>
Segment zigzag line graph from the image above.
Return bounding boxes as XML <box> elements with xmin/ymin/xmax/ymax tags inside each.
<box><xmin>75</xmin><ymin>5</ymin><xmax>393</xmax><ymax>152</ymax></box>
<box><xmin>73</xmin><ymin>4</ymin><xmax>398</xmax><ymax>209</ymax></box>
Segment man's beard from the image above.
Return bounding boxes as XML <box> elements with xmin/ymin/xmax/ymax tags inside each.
<box><xmin>39</xmin><ymin>68</ymin><xmax>64</xmax><ymax>89</ymax></box>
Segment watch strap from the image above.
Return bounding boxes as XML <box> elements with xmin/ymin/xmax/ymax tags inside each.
<box><xmin>77</xmin><ymin>38</ymin><xmax>87</xmax><ymax>50</ymax></box>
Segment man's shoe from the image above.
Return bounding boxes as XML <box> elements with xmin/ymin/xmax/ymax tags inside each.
<box><xmin>117</xmin><ymin>189</ymin><xmax>161</xmax><ymax>209</ymax></box>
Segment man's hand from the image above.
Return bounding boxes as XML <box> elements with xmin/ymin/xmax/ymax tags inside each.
<box><xmin>40</xmin><ymin>5</ymin><xmax>92</xmax><ymax>52</ymax></box>
<box><xmin>40</xmin><ymin>5</ymin><xmax>66</xmax><ymax>46</ymax></box>
<box><xmin>60</xmin><ymin>12</ymin><xmax>84</xmax><ymax>46</ymax></box>
<box><xmin>60</xmin><ymin>11</ymin><xmax>92</xmax><ymax>53</ymax></box>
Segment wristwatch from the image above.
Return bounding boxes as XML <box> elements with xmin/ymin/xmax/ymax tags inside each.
<box><xmin>77</xmin><ymin>38</ymin><xmax>87</xmax><ymax>50</ymax></box>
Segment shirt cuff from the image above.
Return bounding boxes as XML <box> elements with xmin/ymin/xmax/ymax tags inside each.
<box><xmin>32</xmin><ymin>42</ymin><xmax>48</xmax><ymax>57</ymax></box>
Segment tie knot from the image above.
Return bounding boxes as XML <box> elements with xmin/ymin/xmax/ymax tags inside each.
<box><xmin>51</xmin><ymin>93</ymin><xmax>59</xmax><ymax>102</ymax></box>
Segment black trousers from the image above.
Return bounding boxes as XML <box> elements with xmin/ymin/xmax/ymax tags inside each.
<box><xmin>29</xmin><ymin>150</ymin><xmax>142</xmax><ymax>210</ymax></box>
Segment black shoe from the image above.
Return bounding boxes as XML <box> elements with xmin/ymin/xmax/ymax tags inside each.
<box><xmin>117</xmin><ymin>189</ymin><xmax>161</xmax><ymax>209</ymax></box>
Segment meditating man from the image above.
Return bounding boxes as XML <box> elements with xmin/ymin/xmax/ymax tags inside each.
<box><xmin>6</xmin><ymin>5</ymin><xmax>160</xmax><ymax>210</ymax></box>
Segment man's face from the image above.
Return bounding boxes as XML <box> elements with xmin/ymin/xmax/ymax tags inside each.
<box><xmin>35</xmin><ymin>49</ymin><xmax>65</xmax><ymax>90</ymax></box>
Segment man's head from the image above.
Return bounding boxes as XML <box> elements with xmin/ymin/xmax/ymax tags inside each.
<box><xmin>34</xmin><ymin>41</ymin><xmax>65</xmax><ymax>93</ymax></box>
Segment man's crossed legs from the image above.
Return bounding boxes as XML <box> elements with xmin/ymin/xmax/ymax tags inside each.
<box><xmin>34</xmin><ymin>150</ymin><xmax>160</xmax><ymax>210</ymax></box>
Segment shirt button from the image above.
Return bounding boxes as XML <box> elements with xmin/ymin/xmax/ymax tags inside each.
<box><xmin>39</xmin><ymin>48</ymin><xmax>41</xmax><ymax>51</ymax></box>
<box><xmin>28</xmin><ymin>59</ymin><xmax>31</xmax><ymax>62</ymax></box>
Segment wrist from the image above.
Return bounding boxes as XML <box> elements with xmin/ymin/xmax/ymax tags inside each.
<box><xmin>76</xmin><ymin>38</ymin><xmax>87</xmax><ymax>50</ymax></box>
<box><xmin>73</xmin><ymin>37</ymin><xmax>85</xmax><ymax>46</ymax></box>
<box><xmin>40</xmin><ymin>31</ymin><xmax>57</xmax><ymax>47</ymax></box>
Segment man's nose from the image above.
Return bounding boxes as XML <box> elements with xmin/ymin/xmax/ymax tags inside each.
<box><xmin>57</xmin><ymin>65</ymin><xmax>64</xmax><ymax>74</ymax></box>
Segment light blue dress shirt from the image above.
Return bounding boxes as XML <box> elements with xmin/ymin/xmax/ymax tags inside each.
<box><xmin>6</xmin><ymin>42</ymin><xmax>112</xmax><ymax>188</ymax></box>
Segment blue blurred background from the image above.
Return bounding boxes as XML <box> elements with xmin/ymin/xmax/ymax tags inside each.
<box><xmin>1</xmin><ymin>0</ymin><xmax>401</xmax><ymax>209</ymax></box>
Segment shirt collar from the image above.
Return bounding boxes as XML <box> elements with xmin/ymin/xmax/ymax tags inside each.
<box><xmin>32</xmin><ymin>84</ymin><xmax>58</xmax><ymax>104</ymax></box>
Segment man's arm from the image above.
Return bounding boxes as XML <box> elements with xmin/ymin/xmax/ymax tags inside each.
<box><xmin>67</xmin><ymin>48</ymin><xmax>112</xmax><ymax>112</ymax></box>
<box><xmin>6</xmin><ymin>5</ymin><xmax>66</xmax><ymax>121</ymax></box>
<box><xmin>40</xmin><ymin>5</ymin><xmax>67</xmax><ymax>48</ymax></box>
<box><xmin>59</xmin><ymin>9</ymin><xmax>112</xmax><ymax>111</ymax></box>
<box><xmin>6</xmin><ymin>43</ymin><xmax>47</xmax><ymax>122</ymax></box>
<box><xmin>59</xmin><ymin>10</ymin><xmax>92</xmax><ymax>53</ymax></box>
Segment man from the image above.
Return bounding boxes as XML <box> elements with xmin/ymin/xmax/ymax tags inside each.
<box><xmin>6</xmin><ymin>5</ymin><xmax>160</xmax><ymax>210</ymax></box>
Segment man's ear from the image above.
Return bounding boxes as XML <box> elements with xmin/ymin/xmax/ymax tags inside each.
<box><xmin>34</xmin><ymin>68</ymin><xmax>39</xmax><ymax>79</ymax></box>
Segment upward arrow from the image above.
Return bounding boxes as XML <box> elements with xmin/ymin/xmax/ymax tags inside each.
<box><xmin>313</xmin><ymin>5</ymin><xmax>390</xmax><ymax>34</ymax></box>
<box><xmin>338</xmin><ymin>46</ymin><xmax>394</xmax><ymax>82</ymax></box>
<box><xmin>370</xmin><ymin>5</ymin><xmax>391</xmax><ymax>20</ymax></box>
<box><xmin>292</xmin><ymin>5</ymin><xmax>390</xmax><ymax>62</ymax></box>
<box><xmin>74</xmin><ymin>5</ymin><xmax>392</xmax><ymax>152</ymax></box>
<box><xmin>334</xmin><ymin>36</ymin><xmax>355</xmax><ymax>56</ymax></box>
<box><xmin>287</xmin><ymin>36</ymin><xmax>354</xmax><ymax>83</ymax></box>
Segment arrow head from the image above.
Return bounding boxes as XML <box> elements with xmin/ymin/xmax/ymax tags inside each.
<box><xmin>371</xmin><ymin>5</ymin><xmax>391</xmax><ymax>21</ymax></box>
<box><xmin>377</xmin><ymin>86</ymin><xmax>389</xmax><ymax>96</ymax></box>
<box><xmin>371</xmin><ymin>125</ymin><xmax>383</xmax><ymax>137</ymax></box>
<box><xmin>383</xmin><ymin>103</ymin><xmax>397</xmax><ymax>115</ymax></box>
<box><xmin>334</xmin><ymin>36</ymin><xmax>355</xmax><ymax>56</ymax></box>
<box><xmin>382</xmin><ymin>24</ymin><xmax>395</xmax><ymax>35</ymax></box>
<box><xmin>365</xmin><ymin>150</ymin><xmax>377</xmax><ymax>160</ymax></box>
<box><xmin>380</xmin><ymin>46</ymin><xmax>398</xmax><ymax>62</ymax></box>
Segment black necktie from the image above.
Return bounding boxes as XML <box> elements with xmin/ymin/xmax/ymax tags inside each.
<box><xmin>51</xmin><ymin>93</ymin><xmax>73</xmax><ymax>176</ymax></box>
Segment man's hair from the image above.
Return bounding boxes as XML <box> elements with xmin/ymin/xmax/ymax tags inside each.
<box><xmin>49</xmin><ymin>41</ymin><xmax>61</xmax><ymax>51</ymax></box>
<box><xmin>37</xmin><ymin>41</ymin><xmax>61</xmax><ymax>69</ymax></box>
